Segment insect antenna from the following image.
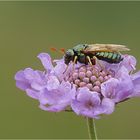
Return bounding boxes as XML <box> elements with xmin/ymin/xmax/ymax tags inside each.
<box><xmin>50</xmin><ymin>47</ymin><xmax>65</xmax><ymax>54</ymax></box>
<box><xmin>60</xmin><ymin>48</ymin><xmax>65</xmax><ymax>54</ymax></box>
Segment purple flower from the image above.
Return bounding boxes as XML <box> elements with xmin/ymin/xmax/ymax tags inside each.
<box><xmin>15</xmin><ymin>52</ymin><xmax>140</xmax><ymax>119</ymax></box>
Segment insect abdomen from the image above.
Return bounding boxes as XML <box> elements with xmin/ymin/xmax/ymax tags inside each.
<box><xmin>95</xmin><ymin>52</ymin><xmax>123</xmax><ymax>63</ymax></box>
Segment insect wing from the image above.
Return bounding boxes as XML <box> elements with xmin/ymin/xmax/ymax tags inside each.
<box><xmin>85</xmin><ymin>44</ymin><xmax>130</xmax><ymax>52</ymax></box>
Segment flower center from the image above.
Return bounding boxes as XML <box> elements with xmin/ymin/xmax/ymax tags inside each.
<box><xmin>85</xmin><ymin>100</ymin><xmax>94</xmax><ymax>109</ymax></box>
<box><xmin>68</xmin><ymin>65</ymin><xmax>113</xmax><ymax>92</ymax></box>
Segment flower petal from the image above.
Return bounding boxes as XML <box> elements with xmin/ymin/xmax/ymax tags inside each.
<box><xmin>101</xmin><ymin>98</ymin><xmax>115</xmax><ymax>114</ymax></box>
<box><xmin>101</xmin><ymin>74</ymin><xmax>134</xmax><ymax>103</ymax></box>
<box><xmin>26</xmin><ymin>89</ymin><xmax>39</xmax><ymax>99</ymax></box>
<box><xmin>46</xmin><ymin>75</ymin><xmax>60</xmax><ymax>91</ymax></box>
<box><xmin>24</xmin><ymin>68</ymin><xmax>36</xmax><ymax>80</ymax></box>
<box><xmin>38</xmin><ymin>53</ymin><xmax>53</xmax><ymax>72</ymax></box>
<box><xmin>15</xmin><ymin>69</ymin><xmax>32</xmax><ymax>91</ymax></box>
<box><xmin>15</xmin><ymin>70</ymin><xmax>26</xmax><ymax>81</ymax></box>
<box><xmin>130</xmin><ymin>71</ymin><xmax>140</xmax><ymax>97</ymax></box>
<box><xmin>16</xmin><ymin>81</ymin><xmax>30</xmax><ymax>91</ymax></box>
<box><xmin>71</xmin><ymin>89</ymin><xmax>101</xmax><ymax>118</ymax></box>
<box><xmin>120</xmin><ymin>55</ymin><xmax>136</xmax><ymax>72</ymax></box>
<box><xmin>76</xmin><ymin>87</ymin><xmax>92</xmax><ymax>102</ymax></box>
<box><xmin>39</xmin><ymin>103</ymin><xmax>68</xmax><ymax>112</ymax></box>
<box><xmin>71</xmin><ymin>100</ymin><xmax>101</xmax><ymax>119</ymax></box>
<box><xmin>39</xmin><ymin>81</ymin><xmax>75</xmax><ymax>112</ymax></box>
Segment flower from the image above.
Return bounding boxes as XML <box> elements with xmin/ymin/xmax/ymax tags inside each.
<box><xmin>15</xmin><ymin>52</ymin><xmax>140</xmax><ymax>119</ymax></box>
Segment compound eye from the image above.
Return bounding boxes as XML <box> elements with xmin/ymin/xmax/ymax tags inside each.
<box><xmin>66</xmin><ymin>49</ymin><xmax>74</xmax><ymax>56</ymax></box>
<box><xmin>66</xmin><ymin>51</ymin><xmax>70</xmax><ymax>55</ymax></box>
<box><xmin>66</xmin><ymin>52</ymin><xmax>71</xmax><ymax>57</ymax></box>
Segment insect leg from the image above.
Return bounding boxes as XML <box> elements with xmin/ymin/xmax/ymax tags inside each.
<box><xmin>86</xmin><ymin>56</ymin><xmax>93</xmax><ymax>65</ymax></box>
<box><xmin>129</xmin><ymin>70</ymin><xmax>133</xmax><ymax>75</ymax></box>
<box><xmin>63</xmin><ymin>56</ymin><xmax>77</xmax><ymax>74</ymax></box>
<box><xmin>63</xmin><ymin>64</ymin><xmax>69</xmax><ymax>74</ymax></box>
<box><xmin>73</xmin><ymin>56</ymin><xmax>78</xmax><ymax>71</ymax></box>
<box><xmin>93</xmin><ymin>56</ymin><xmax>105</xmax><ymax>70</ymax></box>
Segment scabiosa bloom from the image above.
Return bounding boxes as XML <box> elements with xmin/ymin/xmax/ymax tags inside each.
<box><xmin>15</xmin><ymin>52</ymin><xmax>140</xmax><ymax>118</ymax></box>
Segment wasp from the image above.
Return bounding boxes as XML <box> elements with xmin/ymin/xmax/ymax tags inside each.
<box><xmin>64</xmin><ymin>44</ymin><xmax>130</xmax><ymax>66</ymax></box>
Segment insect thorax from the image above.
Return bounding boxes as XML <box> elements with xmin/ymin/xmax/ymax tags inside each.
<box><xmin>73</xmin><ymin>44</ymin><xmax>87</xmax><ymax>55</ymax></box>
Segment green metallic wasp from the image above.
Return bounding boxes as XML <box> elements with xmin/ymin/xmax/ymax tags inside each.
<box><xmin>64</xmin><ymin>44</ymin><xmax>130</xmax><ymax>65</ymax></box>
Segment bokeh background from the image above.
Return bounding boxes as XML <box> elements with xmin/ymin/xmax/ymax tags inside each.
<box><xmin>1</xmin><ymin>1</ymin><xmax>140</xmax><ymax>139</ymax></box>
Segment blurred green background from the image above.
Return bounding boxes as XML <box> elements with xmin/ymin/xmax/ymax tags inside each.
<box><xmin>1</xmin><ymin>1</ymin><xmax>140</xmax><ymax>139</ymax></box>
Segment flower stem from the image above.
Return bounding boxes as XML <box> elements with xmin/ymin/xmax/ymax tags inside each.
<box><xmin>87</xmin><ymin>117</ymin><xmax>98</xmax><ymax>140</ymax></box>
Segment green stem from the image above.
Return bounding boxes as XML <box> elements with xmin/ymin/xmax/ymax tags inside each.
<box><xmin>87</xmin><ymin>117</ymin><xmax>98</xmax><ymax>140</ymax></box>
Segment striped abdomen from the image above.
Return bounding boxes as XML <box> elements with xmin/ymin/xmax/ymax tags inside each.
<box><xmin>95</xmin><ymin>52</ymin><xmax>123</xmax><ymax>63</ymax></box>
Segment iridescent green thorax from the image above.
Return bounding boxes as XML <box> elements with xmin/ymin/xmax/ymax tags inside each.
<box><xmin>73</xmin><ymin>44</ymin><xmax>87</xmax><ymax>55</ymax></box>
<box><xmin>73</xmin><ymin>44</ymin><xmax>89</xmax><ymax>64</ymax></box>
